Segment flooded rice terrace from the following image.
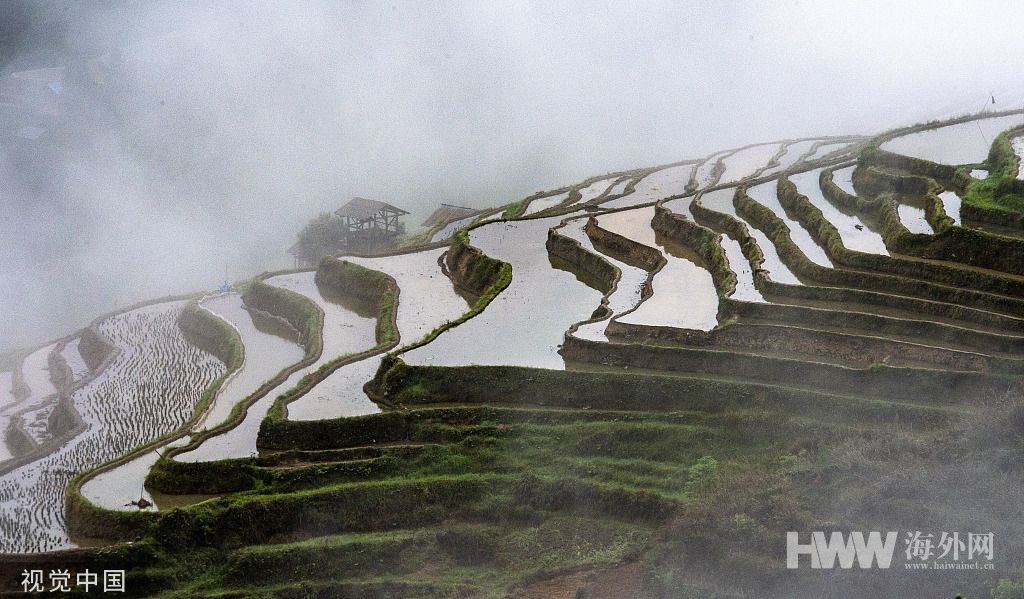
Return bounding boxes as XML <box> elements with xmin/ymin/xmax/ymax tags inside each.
<box><xmin>881</xmin><ymin>114</ymin><xmax>1024</xmax><ymax>164</ymax></box>
<box><xmin>188</xmin><ymin>293</ymin><xmax>305</xmax><ymax>432</ymax></box>
<box><xmin>718</xmin><ymin>143</ymin><xmax>780</xmax><ymax>183</ymax></box>
<box><xmin>789</xmin><ymin>169</ymin><xmax>890</xmax><ymax>255</ymax></box>
<box><xmin>431</xmin><ymin>215</ymin><xmax>477</xmax><ymax>242</ymax></box>
<box><xmin>287</xmin><ymin>248</ymin><xmax>470</xmax><ymax>420</ymax></box>
<box><xmin>745</xmin><ymin>181</ymin><xmax>833</xmax><ymax>268</ymax></box>
<box><xmin>558</xmin><ymin>217</ymin><xmax>648</xmax><ymax>341</ymax></box>
<box><xmin>175</xmin><ymin>277</ymin><xmax>370</xmax><ymax>462</ymax></box>
<box><xmin>598</xmin><ymin>163</ymin><xmax>695</xmax><ymax>210</ymax></box>
<box><xmin>402</xmin><ymin>218</ymin><xmax>603</xmax><ymax>368</ymax></box>
<box><xmin>522</xmin><ymin>191</ymin><xmax>569</xmax><ymax>216</ymax></box>
<box><xmin>597</xmin><ymin>207</ymin><xmax>720</xmax><ymax>330</ymax></box>
<box><xmin>0</xmin><ymin>302</ymin><xmax>224</xmax><ymax>552</ymax></box>
<box><xmin>0</xmin><ymin>372</ymin><xmax>16</xmax><ymax>463</ymax></box>
<box><xmin>681</xmin><ymin>187</ymin><xmax>802</xmax><ymax>284</ymax></box>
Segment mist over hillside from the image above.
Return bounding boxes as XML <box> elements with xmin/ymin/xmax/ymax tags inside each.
<box><xmin>3</xmin><ymin>0</ymin><xmax>1024</xmax><ymax>352</ymax></box>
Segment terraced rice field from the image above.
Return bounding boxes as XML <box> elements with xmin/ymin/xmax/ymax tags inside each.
<box><xmin>597</xmin><ymin>207</ymin><xmax>720</xmax><ymax>330</ymax></box>
<box><xmin>598</xmin><ymin>163</ymin><xmax>694</xmax><ymax>209</ymax></box>
<box><xmin>430</xmin><ymin>215</ymin><xmax>476</xmax><ymax>242</ymax></box>
<box><xmin>521</xmin><ymin>191</ymin><xmax>569</xmax><ymax>216</ymax></box>
<box><xmin>403</xmin><ymin>219</ymin><xmax>602</xmax><ymax>368</ymax></box>
<box><xmin>880</xmin><ymin>113</ymin><xmax>1024</xmax><ymax>164</ymax></box>
<box><xmin>0</xmin><ymin>302</ymin><xmax>223</xmax><ymax>552</ymax></box>
<box><xmin>557</xmin><ymin>217</ymin><xmax>647</xmax><ymax>341</ymax></box>
<box><xmin>790</xmin><ymin>168</ymin><xmax>890</xmax><ymax>255</ymax></box>
<box><xmin>717</xmin><ymin>143</ymin><xmax>780</xmax><ymax>184</ymax></box>
<box><xmin>187</xmin><ymin>294</ymin><xmax>304</xmax><ymax>432</ymax></box>
<box><xmin>59</xmin><ymin>339</ymin><xmax>90</xmax><ymax>383</ymax></box>
<box><xmin>4</xmin><ymin>110</ymin><xmax>1024</xmax><ymax>599</ymax></box>
<box><xmin>0</xmin><ymin>372</ymin><xmax>15</xmax><ymax>463</ymax></box>
<box><xmin>288</xmin><ymin>248</ymin><xmax>469</xmax><ymax>420</ymax></box>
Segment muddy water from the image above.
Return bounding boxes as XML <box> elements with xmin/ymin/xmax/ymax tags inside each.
<box><xmin>694</xmin><ymin>188</ymin><xmax>802</xmax><ymax>285</ymax></box>
<box><xmin>718</xmin><ymin>144</ymin><xmax>780</xmax><ymax>184</ymax></box>
<box><xmin>790</xmin><ymin>169</ymin><xmax>890</xmax><ymax>255</ymax></box>
<box><xmin>881</xmin><ymin>114</ymin><xmax>1024</xmax><ymax>164</ymax></box>
<box><xmin>939</xmin><ymin>191</ymin><xmax>962</xmax><ymax>224</ymax></box>
<box><xmin>600</xmin><ymin>164</ymin><xmax>694</xmax><ymax>210</ymax></box>
<box><xmin>402</xmin><ymin>218</ymin><xmax>603</xmax><ymax>368</ymax></box>
<box><xmin>265</xmin><ymin>271</ymin><xmax>377</xmax><ymax>360</ymax></box>
<box><xmin>190</xmin><ymin>293</ymin><xmax>305</xmax><ymax>432</ymax></box>
<box><xmin>288</xmin><ymin>248</ymin><xmax>471</xmax><ymax>420</ymax></box>
<box><xmin>745</xmin><ymin>182</ymin><xmax>833</xmax><ymax>268</ymax></box>
<box><xmin>760</xmin><ymin>139</ymin><xmax>818</xmax><ymax>176</ymax></box>
<box><xmin>970</xmin><ymin>169</ymin><xmax>988</xmax><ymax>179</ymax></box>
<box><xmin>60</xmin><ymin>338</ymin><xmax>90</xmax><ymax>382</ymax></box>
<box><xmin>559</xmin><ymin>218</ymin><xmax>648</xmax><ymax>341</ymax></box>
<box><xmin>431</xmin><ymin>215</ymin><xmax>476</xmax><ymax>242</ymax></box>
<box><xmin>523</xmin><ymin>191</ymin><xmax>569</xmax><ymax>216</ymax></box>
<box><xmin>897</xmin><ymin>204</ymin><xmax>935</xmax><ymax>234</ymax></box>
<box><xmin>598</xmin><ymin>207</ymin><xmax>719</xmax><ymax>330</ymax></box>
<box><xmin>0</xmin><ymin>302</ymin><xmax>223</xmax><ymax>552</ymax></box>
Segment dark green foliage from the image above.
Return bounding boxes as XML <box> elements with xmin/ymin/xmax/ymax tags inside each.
<box><xmin>294</xmin><ymin>213</ymin><xmax>349</xmax><ymax>265</ymax></box>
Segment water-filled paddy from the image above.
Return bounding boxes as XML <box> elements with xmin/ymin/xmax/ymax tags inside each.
<box><xmin>266</xmin><ymin>271</ymin><xmax>378</xmax><ymax>360</ymax></box>
<box><xmin>688</xmin><ymin>187</ymin><xmax>802</xmax><ymax>284</ymax></box>
<box><xmin>693</xmin><ymin>151</ymin><xmax>729</xmax><ymax>189</ymax></box>
<box><xmin>759</xmin><ymin>139</ymin><xmax>818</xmax><ymax>176</ymax></box>
<box><xmin>19</xmin><ymin>343</ymin><xmax>58</xmax><ymax>408</ymax></box>
<box><xmin>177</xmin><ymin>273</ymin><xmax>383</xmax><ymax>460</ymax></box>
<box><xmin>288</xmin><ymin>248</ymin><xmax>470</xmax><ymax>420</ymax></box>
<box><xmin>804</xmin><ymin>141</ymin><xmax>851</xmax><ymax>161</ymax></box>
<box><xmin>598</xmin><ymin>207</ymin><xmax>719</xmax><ymax>331</ymax></box>
<box><xmin>572</xmin><ymin>177</ymin><xmax>618</xmax><ymax>207</ymax></box>
<box><xmin>0</xmin><ymin>302</ymin><xmax>223</xmax><ymax>552</ymax></box>
<box><xmin>718</xmin><ymin>144</ymin><xmax>780</xmax><ymax>183</ymax></box>
<box><xmin>745</xmin><ymin>182</ymin><xmax>833</xmax><ymax>268</ymax></box>
<box><xmin>190</xmin><ymin>293</ymin><xmax>305</xmax><ymax>431</ymax></box>
<box><xmin>431</xmin><ymin>215</ymin><xmax>477</xmax><ymax>242</ymax></box>
<box><xmin>831</xmin><ymin>165</ymin><xmax>856</xmax><ymax>196</ymax></box>
<box><xmin>880</xmin><ymin>114</ymin><xmax>1024</xmax><ymax>164</ymax></box>
<box><xmin>523</xmin><ymin>191</ymin><xmax>569</xmax><ymax>216</ymax></box>
<box><xmin>719</xmin><ymin>236</ymin><xmax>765</xmax><ymax>302</ymax></box>
<box><xmin>599</xmin><ymin>164</ymin><xmax>694</xmax><ymax>209</ymax></box>
<box><xmin>402</xmin><ymin>219</ymin><xmax>602</xmax><ymax>368</ymax></box>
<box><xmin>60</xmin><ymin>338</ymin><xmax>90</xmax><ymax>383</ymax></box>
<box><xmin>897</xmin><ymin>203</ymin><xmax>935</xmax><ymax>234</ymax></box>
<box><xmin>559</xmin><ymin>218</ymin><xmax>647</xmax><ymax>341</ymax></box>
<box><xmin>1013</xmin><ymin>137</ymin><xmax>1024</xmax><ymax>179</ymax></box>
<box><xmin>970</xmin><ymin>169</ymin><xmax>988</xmax><ymax>179</ymax></box>
<box><xmin>939</xmin><ymin>191</ymin><xmax>962</xmax><ymax>224</ymax></box>
<box><xmin>80</xmin><ymin>437</ymin><xmax>188</xmax><ymax>512</ymax></box>
<box><xmin>790</xmin><ymin>169</ymin><xmax>889</xmax><ymax>255</ymax></box>
<box><xmin>0</xmin><ymin>372</ymin><xmax>15</xmax><ymax>463</ymax></box>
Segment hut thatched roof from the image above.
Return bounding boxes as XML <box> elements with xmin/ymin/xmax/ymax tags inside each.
<box><xmin>335</xmin><ymin>197</ymin><xmax>408</xmax><ymax>219</ymax></box>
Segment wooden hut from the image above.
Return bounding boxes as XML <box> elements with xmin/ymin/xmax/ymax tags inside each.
<box><xmin>334</xmin><ymin>197</ymin><xmax>409</xmax><ymax>252</ymax></box>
